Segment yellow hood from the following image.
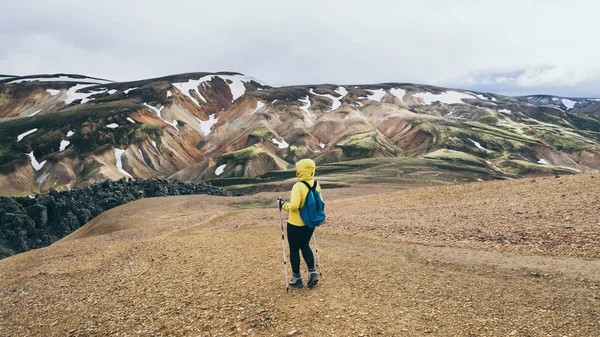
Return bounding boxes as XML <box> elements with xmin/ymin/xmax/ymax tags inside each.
<box><xmin>295</xmin><ymin>159</ymin><xmax>316</xmax><ymax>181</ymax></box>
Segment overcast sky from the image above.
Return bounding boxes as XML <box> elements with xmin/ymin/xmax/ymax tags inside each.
<box><xmin>1</xmin><ymin>0</ymin><xmax>598</xmax><ymax>97</ymax></box>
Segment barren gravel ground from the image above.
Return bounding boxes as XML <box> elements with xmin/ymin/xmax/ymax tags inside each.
<box><xmin>1</xmin><ymin>174</ymin><xmax>599</xmax><ymax>336</ymax></box>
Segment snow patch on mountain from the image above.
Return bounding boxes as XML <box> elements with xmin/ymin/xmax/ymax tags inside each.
<box><xmin>107</xmin><ymin>89</ymin><xmax>117</xmax><ymax>95</ymax></box>
<box><xmin>115</xmin><ymin>148</ymin><xmax>132</xmax><ymax>178</ymax></box>
<box><xmin>8</xmin><ymin>75</ymin><xmax>112</xmax><ymax>85</ymax></box>
<box><xmin>29</xmin><ymin>109</ymin><xmax>42</xmax><ymax>117</ymax></box>
<box><xmin>538</xmin><ymin>159</ymin><xmax>549</xmax><ymax>165</ymax></box>
<box><xmin>272</xmin><ymin>137</ymin><xmax>289</xmax><ymax>149</ymax></box>
<box><xmin>468</xmin><ymin>138</ymin><xmax>486</xmax><ymax>150</ymax></box>
<box><xmin>562</xmin><ymin>99</ymin><xmax>576</xmax><ymax>109</ymax></box>
<box><xmin>469</xmin><ymin>92</ymin><xmax>489</xmax><ymax>100</ymax></box>
<box><xmin>151</xmin><ymin>141</ymin><xmax>157</xmax><ymax>148</ymax></box>
<box><xmin>65</xmin><ymin>84</ymin><xmax>105</xmax><ymax>104</ymax></box>
<box><xmin>498</xmin><ymin>109</ymin><xmax>512</xmax><ymax>114</ymax></box>
<box><xmin>67</xmin><ymin>131</ymin><xmax>75</xmax><ymax>137</ymax></box>
<box><xmin>310</xmin><ymin>88</ymin><xmax>345</xmax><ymax>111</ymax></box>
<box><xmin>299</xmin><ymin>96</ymin><xmax>315</xmax><ymax>125</ymax></box>
<box><xmin>171</xmin><ymin>74</ymin><xmax>255</xmax><ymax>105</ymax></box>
<box><xmin>124</xmin><ymin>87</ymin><xmax>138</xmax><ymax>94</ymax></box>
<box><xmin>59</xmin><ymin>140</ymin><xmax>70</xmax><ymax>151</ymax></box>
<box><xmin>390</xmin><ymin>88</ymin><xmax>406</xmax><ymax>100</ymax></box>
<box><xmin>167</xmin><ymin>90</ymin><xmax>172</xmax><ymax>98</ymax></box>
<box><xmin>251</xmin><ymin>101</ymin><xmax>265</xmax><ymax>114</ymax></box>
<box><xmin>299</xmin><ymin>96</ymin><xmax>312</xmax><ymax>114</ymax></box>
<box><xmin>106</xmin><ymin>123</ymin><xmax>119</xmax><ymax>129</ymax></box>
<box><xmin>367</xmin><ymin>89</ymin><xmax>386</xmax><ymax>102</ymax></box>
<box><xmin>414</xmin><ymin>91</ymin><xmax>476</xmax><ymax>105</ymax></box>
<box><xmin>325</xmin><ymin>94</ymin><xmax>342</xmax><ymax>110</ymax></box>
<box><xmin>142</xmin><ymin>103</ymin><xmax>163</xmax><ymax>115</ymax></box>
<box><xmin>320</xmin><ymin>143</ymin><xmax>325</xmax><ymax>149</ymax></box>
<box><xmin>171</xmin><ymin>76</ymin><xmax>213</xmax><ymax>106</ymax></box>
<box><xmin>218</xmin><ymin>75</ymin><xmax>248</xmax><ymax>102</ymax></box>
<box><xmin>17</xmin><ymin>128</ymin><xmax>38</xmax><ymax>142</ymax></box>
<box><xmin>46</xmin><ymin>89</ymin><xmax>60</xmax><ymax>96</ymax></box>
<box><xmin>336</xmin><ymin>86</ymin><xmax>348</xmax><ymax>99</ymax></box>
<box><xmin>215</xmin><ymin>164</ymin><xmax>226</xmax><ymax>176</ymax></box>
<box><xmin>26</xmin><ymin>151</ymin><xmax>46</xmax><ymax>171</ymax></box>
<box><xmin>197</xmin><ymin>114</ymin><xmax>218</xmax><ymax>135</ymax></box>
<box><xmin>143</xmin><ymin>103</ymin><xmax>179</xmax><ymax>131</ymax></box>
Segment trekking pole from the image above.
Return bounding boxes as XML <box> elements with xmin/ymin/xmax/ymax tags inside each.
<box><xmin>278</xmin><ymin>198</ymin><xmax>289</xmax><ymax>293</ymax></box>
<box><xmin>312</xmin><ymin>231</ymin><xmax>323</xmax><ymax>279</ymax></box>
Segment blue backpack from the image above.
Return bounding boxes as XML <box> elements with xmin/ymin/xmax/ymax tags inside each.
<box><xmin>299</xmin><ymin>180</ymin><xmax>326</xmax><ymax>228</ymax></box>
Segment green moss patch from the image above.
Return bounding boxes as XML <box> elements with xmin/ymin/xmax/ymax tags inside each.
<box><xmin>335</xmin><ymin>130</ymin><xmax>399</xmax><ymax>159</ymax></box>
<box><xmin>541</xmin><ymin>133</ymin><xmax>592</xmax><ymax>153</ymax></box>
<box><xmin>424</xmin><ymin>149</ymin><xmax>489</xmax><ymax>168</ymax></box>
<box><xmin>229</xmin><ymin>199</ymin><xmax>278</xmax><ymax>209</ymax></box>
<box><xmin>249</xmin><ymin>126</ymin><xmax>276</xmax><ymax>141</ymax></box>
<box><xmin>463</xmin><ymin>122</ymin><xmax>542</xmax><ymax>145</ymax></box>
<box><xmin>78</xmin><ymin>161</ymin><xmax>105</xmax><ymax>182</ymax></box>
<box><xmin>498</xmin><ymin>160</ymin><xmax>581</xmax><ymax>176</ymax></box>
<box><xmin>219</xmin><ymin>145</ymin><xmax>264</xmax><ymax>163</ymax></box>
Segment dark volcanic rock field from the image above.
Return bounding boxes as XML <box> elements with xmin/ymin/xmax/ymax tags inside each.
<box><xmin>0</xmin><ymin>179</ymin><xmax>228</xmax><ymax>259</ymax></box>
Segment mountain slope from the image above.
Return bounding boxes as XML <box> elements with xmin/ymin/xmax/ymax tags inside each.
<box><xmin>1</xmin><ymin>72</ymin><xmax>599</xmax><ymax>195</ymax></box>
<box><xmin>1</xmin><ymin>174</ymin><xmax>598</xmax><ymax>335</ymax></box>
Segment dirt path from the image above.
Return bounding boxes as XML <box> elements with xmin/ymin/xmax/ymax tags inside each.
<box><xmin>1</xmin><ymin>175</ymin><xmax>599</xmax><ymax>336</ymax></box>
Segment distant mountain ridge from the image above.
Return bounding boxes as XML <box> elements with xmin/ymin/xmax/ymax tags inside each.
<box><xmin>0</xmin><ymin>73</ymin><xmax>113</xmax><ymax>85</ymax></box>
<box><xmin>1</xmin><ymin>72</ymin><xmax>599</xmax><ymax>195</ymax></box>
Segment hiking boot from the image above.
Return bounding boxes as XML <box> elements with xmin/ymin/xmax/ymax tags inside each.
<box><xmin>289</xmin><ymin>276</ymin><xmax>303</xmax><ymax>288</ymax></box>
<box><xmin>308</xmin><ymin>271</ymin><xmax>319</xmax><ymax>288</ymax></box>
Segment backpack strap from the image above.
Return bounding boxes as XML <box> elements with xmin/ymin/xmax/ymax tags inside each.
<box><xmin>300</xmin><ymin>180</ymin><xmax>317</xmax><ymax>191</ymax></box>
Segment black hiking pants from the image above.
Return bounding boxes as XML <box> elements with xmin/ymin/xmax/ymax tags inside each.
<box><xmin>287</xmin><ymin>223</ymin><xmax>315</xmax><ymax>276</ymax></box>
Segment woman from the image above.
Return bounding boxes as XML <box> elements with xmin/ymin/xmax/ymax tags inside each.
<box><xmin>279</xmin><ymin>158</ymin><xmax>321</xmax><ymax>288</ymax></box>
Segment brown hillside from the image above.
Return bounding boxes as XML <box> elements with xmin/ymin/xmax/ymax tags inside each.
<box><xmin>1</xmin><ymin>175</ymin><xmax>599</xmax><ymax>336</ymax></box>
<box><xmin>3</xmin><ymin>73</ymin><xmax>600</xmax><ymax>196</ymax></box>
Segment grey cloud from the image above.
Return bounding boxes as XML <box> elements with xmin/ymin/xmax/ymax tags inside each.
<box><xmin>0</xmin><ymin>0</ymin><xmax>598</xmax><ymax>96</ymax></box>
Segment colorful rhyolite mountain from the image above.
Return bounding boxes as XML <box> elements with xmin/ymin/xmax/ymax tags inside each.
<box><xmin>1</xmin><ymin>72</ymin><xmax>599</xmax><ymax>195</ymax></box>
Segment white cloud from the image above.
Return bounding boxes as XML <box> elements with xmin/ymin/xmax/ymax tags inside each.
<box><xmin>460</xmin><ymin>66</ymin><xmax>600</xmax><ymax>88</ymax></box>
<box><xmin>444</xmin><ymin>66</ymin><xmax>600</xmax><ymax>97</ymax></box>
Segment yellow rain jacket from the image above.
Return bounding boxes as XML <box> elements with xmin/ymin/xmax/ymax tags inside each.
<box><xmin>282</xmin><ymin>159</ymin><xmax>323</xmax><ymax>227</ymax></box>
